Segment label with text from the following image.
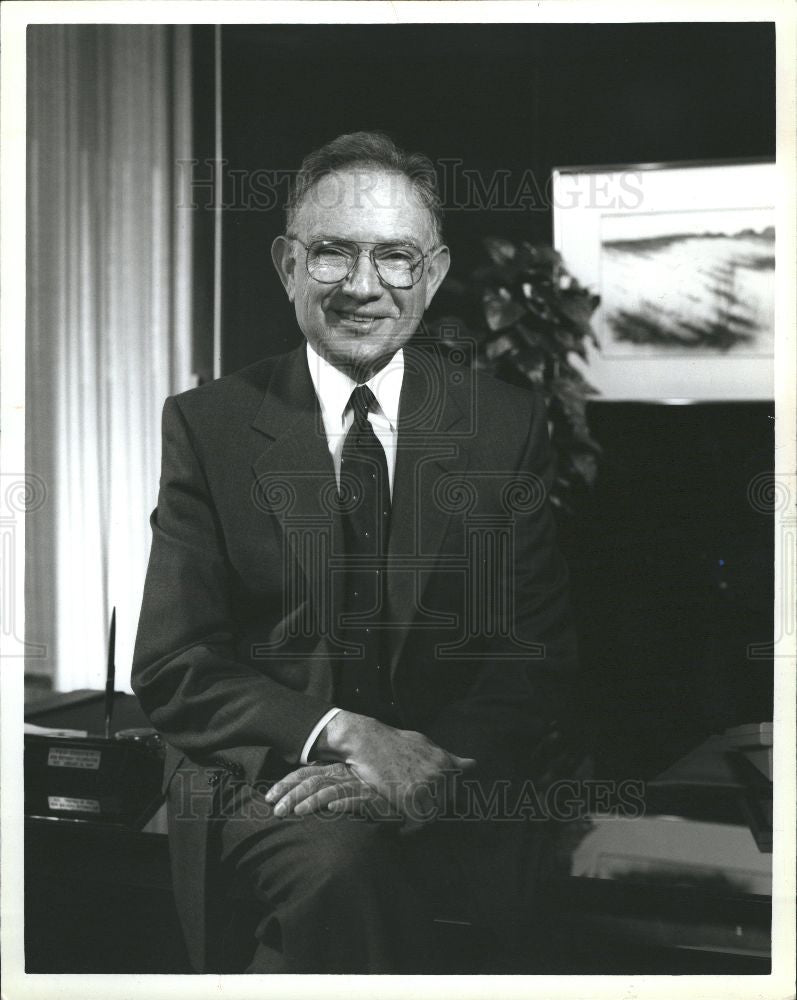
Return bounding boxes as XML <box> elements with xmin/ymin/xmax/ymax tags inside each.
<box><xmin>48</xmin><ymin>796</ymin><xmax>101</xmax><ymax>814</ymax></box>
<box><xmin>47</xmin><ymin>747</ymin><xmax>102</xmax><ymax>770</ymax></box>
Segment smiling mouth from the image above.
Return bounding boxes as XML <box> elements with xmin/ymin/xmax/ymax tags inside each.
<box><xmin>334</xmin><ymin>312</ymin><xmax>386</xmax><ymax>325</ymax></box>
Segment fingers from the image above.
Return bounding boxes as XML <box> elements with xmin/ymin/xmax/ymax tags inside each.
<box><xmin>264</xmin><ymin>762</ymin><xmax>374</xmax><ymax>818</ymax></box>
<box><xmin>449</xmin><ymin>754</ymin><xmax>477</xmax><ymax>771</ymax></box>
<box><xmin>398</xmin><ymin>815</ymin><xmax>430</xmax><ymax>836</ymax></box>
<box><xmin>327</xmin><ymin>794</ymin><xmax>401</xmax><ymax>822</ymax></box>
<box><xmin>265</xmin><ymin>745</ymin><xmax>477</xmax><ymax>826</ymax></box>
<box><xmin>264</xmin><ymin>763</ymin><xmax>344</xmax><ymax>816</ymax></box>
<box><xmin>325</xmin><ymin>797</ymin><xmax>366</xmax><ymax>814</ymax></box>
<box><xmin>272</xmin><ymin>776</ymin><xmax>329</xmax><ymax>817</ymax></box>
<box><xmin>265</xmin><ymin>764</ymin><xmax>331</xmax><ymax>802</ymax></box>
<box><xmin>293</xmin><ymin>781</ymin><xmax>376</xmax><ymax>817</ymax></box>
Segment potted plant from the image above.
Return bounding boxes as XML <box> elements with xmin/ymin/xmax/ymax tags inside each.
<box><xmin>429</xmin><ymin>237</ymin><xmax>602</xmax><ymax>514</ymax></box>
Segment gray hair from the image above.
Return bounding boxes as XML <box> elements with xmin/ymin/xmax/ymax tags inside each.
<box><xmin>286</xmin><ymin>131</ymin><xmax>444</xmax><ymax>246</ymax></box>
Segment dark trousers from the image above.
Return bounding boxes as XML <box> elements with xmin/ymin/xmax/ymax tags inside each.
<box><xmin>209</xmin><ymin>775</ymin><xmax>553</xmax><ymax>974</ymax></box>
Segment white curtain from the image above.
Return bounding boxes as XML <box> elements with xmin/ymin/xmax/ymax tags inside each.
<box><xmin>26</xmin><ymin>26</ymin><xmax>196</xmax><ymax>692</ymax></box>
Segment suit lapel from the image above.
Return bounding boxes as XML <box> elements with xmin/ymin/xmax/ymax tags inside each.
<box><xmin>250</xmin><ymin>348</ymin><xmax>344</xmax><ymax>601</ymax></box>
<box><xmin>386</xmin><ymin>345</ymin><xmax>471</xmax><ymax>677</ymax></box>
<box><xmin>247</xmin><ymin>343</ymin><xmax>472</xmax><ymax>679</ymax></box>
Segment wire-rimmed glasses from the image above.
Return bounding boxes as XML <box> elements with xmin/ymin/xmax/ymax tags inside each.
<box><xmin>288</xmin><ymin>236</ymin><xmax>434</xmax><ymax>289</ymax></box>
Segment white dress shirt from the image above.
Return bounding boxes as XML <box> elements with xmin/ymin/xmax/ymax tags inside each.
<box><xmin>298</xmin><ymin>342</ymin><xmax>404</xmax><ymax>764</ymax></box>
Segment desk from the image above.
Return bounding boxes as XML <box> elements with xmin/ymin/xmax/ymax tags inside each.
<box><xmin>24</xmin><ymin>691</ymin><xmax>189</xmax><ymax>973</ymax></box>
<box><xmin>24</xmin><ymin>692</ymin><xmax>772</xmax><ymax>974</ymax></box>
<box><xmin>544</xmin><ymin>875</ymin><xmax>770</xmax><ymax>974</ymax></box>
<box><xmin>25</xmin><ymin>817</ymin><xmax>190</xmax><ymax>973</ymax></box>
<box><xmin>542</xmin><ymin>732</ymin><xmax>772</xmax><ymax>973</ymax></box>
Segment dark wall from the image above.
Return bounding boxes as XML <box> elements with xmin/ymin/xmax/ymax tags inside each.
<box><xmin>566</xmin><ymin>402</ymin><xmax>774</xmax><ymax>778</ymax></box>
<box><xmin>216</xmin><ymin>21</ymin><xmax>774</xmax><ymax>371</ymax></box>
<box><xmin>207</xmin><ymin>22</ymin><xmax>775</xmax><ymax>778</ymax></box>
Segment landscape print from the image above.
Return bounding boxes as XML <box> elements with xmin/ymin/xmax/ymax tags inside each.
<box><xmin>599</xmin><ymin>207</ymin><xmax>775</xmax><ymax>357</ymax></box>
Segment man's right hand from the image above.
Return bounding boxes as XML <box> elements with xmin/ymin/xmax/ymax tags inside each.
<box><xmin>312</xmin><ymin>711</ymin><xmax>476</xmax><ymax>831</ymax></box>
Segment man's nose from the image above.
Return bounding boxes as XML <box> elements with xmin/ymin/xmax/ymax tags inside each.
<box><xmin>340</xmin><ymin>251</ymin><xmax>382</xmax><ymax>298</ymax></box>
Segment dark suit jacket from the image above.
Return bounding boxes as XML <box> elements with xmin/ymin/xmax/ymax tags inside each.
<box><xmin>132</xmin><ymin>341</ymin><xmax>578</xmax><ymax>971</ymax></box>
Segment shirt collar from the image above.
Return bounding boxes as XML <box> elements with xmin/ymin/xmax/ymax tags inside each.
<box><xmin>306</xmin><ymin>342</ymin><xmax>404</xmax><ymax>430</ymax></box>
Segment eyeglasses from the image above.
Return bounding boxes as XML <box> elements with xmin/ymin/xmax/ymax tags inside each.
<box><xmin>288</xmin><ymin>236</ymin><xmax>433</xmax><ymax>289</ymax></box>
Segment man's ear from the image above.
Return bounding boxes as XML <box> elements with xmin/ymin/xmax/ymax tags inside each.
<box><xmin>424</xmin><ymin>244</ymin><xmax>451</xmax><ymax>309</ymax></box>
<box><xmin>271</xmin><ymin>236</ymin><xmax>296</xmax><ymax>301</ymax></box>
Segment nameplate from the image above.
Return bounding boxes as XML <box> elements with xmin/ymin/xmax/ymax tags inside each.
<box><xmin>48</xmin><ymin>795</ymin><xmax>101</xmax><ymax>814</ymax></box>
<box><xmin>47</xmin><ymin>747</ymin><xmax>102</xmax><ymax>770</ymax></box>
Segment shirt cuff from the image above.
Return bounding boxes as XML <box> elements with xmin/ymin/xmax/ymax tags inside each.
<box><xmin>299</xmin><ymin>707</ymin><xmax>342</xmax><ymax>765</ymax></box>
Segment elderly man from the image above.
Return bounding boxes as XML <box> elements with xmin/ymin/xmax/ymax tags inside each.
<box><xmin>132</xmin><ymin>131</ymin><xmax>578</xmax><ymax>974</ymax></box>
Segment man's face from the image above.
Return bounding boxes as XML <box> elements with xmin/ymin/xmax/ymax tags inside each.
<box><xmin>272</xmin><ymin>169</ymin><xmax>450</xmax><ymax>379</ymax></box>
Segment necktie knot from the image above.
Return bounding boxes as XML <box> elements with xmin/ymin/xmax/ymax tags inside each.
<box><xmin>348</xmin><ymin>384</ymin><xmax>377</xmax><ymax>425</ymax></box>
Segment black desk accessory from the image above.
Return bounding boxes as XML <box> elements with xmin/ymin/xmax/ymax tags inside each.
<box><xmin>24</xmin><ymin>610</ymin><xmax>164</xmax><ymax>829</ymax></box>
<box><xmin>24</xmin><ymin>733</ymin><xmax>163</xmax><ymax>827</ymax></box>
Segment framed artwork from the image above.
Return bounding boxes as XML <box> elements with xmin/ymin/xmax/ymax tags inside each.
<box><xmin>552</xmin><ymin>160</ymin><xmax>775</xmax><ymax>401</ymax></box>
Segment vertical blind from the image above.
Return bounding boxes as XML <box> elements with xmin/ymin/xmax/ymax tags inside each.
<box><xmin>26</xmin><ymin>25</ymin><xmax>196</xmax><ymax>692</ymax></box>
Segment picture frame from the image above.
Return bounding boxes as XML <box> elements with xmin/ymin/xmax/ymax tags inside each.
<box><xmin>552</xmin><ymin>160</ymin><xmax>776</xmax><ymax>402</ymax></box>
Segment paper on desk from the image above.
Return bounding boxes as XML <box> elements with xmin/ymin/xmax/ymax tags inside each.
<box><xmin>24</xmin><ymin>722</ymin><xmax>88</xmax><ymax>738</ymax></box>
<box><xmin>571</xmin><ymin>814</ymin><xmax>772</xmax><ymax>896</ymax></box>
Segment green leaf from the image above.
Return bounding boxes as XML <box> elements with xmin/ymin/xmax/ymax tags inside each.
<box><xmin>571</xmin><ymin>451</ymin><xmax>599</xmax><ymax>486</ymax></box>
<box><xmin>484</xmin><ymin>333</ymin><xmax>516</xmax><ymax>360</ymax></box>
<box><xmin>483</xmin><ymin>237</ymin><xmax>517</xmax><ymax>266</ymax></box>
<box><xmin>514</xmin><ymin>322</ymin><xmax>549</xmax><ymax>351</ymax></box>
<box><xmin>440</xmin><ymin>238</ymin><xmax>604</xmax><ymax>512</ymax></box>
<box><xmin>555</xmin><ymin>291</ymin><xmax>601</xmax><ymax>344</ymax></box>
<box><xmin>552</xmin><ymin>327</ymin><xmax>587</xmax><ymax>359</ymax></box>
<box><xmin>514</xmin><ymin>346</ymin><xmax>546</xmax><ymax>378</ymax></box>
<box><xmin>517</xmin><ymin>243</ymin><xmax>561</xmax><ymax>271</ymax></box>
<box><xmin>482</xmin><ymin>288</ymin><xmax>526</xmax><ymax>331</ymax></box>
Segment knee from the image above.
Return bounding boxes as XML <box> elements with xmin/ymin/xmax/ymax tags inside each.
<box><xmin>244</xmin><ymin>812</ymin><xmax>396</xmax><ymax>909</ymax></box>
<box><xmin>306</xmin><ymin>817</ymin><xmax>392</xmax><ymax>890</ymax></box>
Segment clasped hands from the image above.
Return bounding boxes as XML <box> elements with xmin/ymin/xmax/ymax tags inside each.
<box><xmin>264</xmin><ymin>711</ymin><xmax>476</xmax><ymax>833</ymax></box>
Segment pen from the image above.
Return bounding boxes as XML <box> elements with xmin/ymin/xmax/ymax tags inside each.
<box><xmin>104</xmin><ymin>606</ymin><xmax>116</xmax><ymax>739</ymax></box>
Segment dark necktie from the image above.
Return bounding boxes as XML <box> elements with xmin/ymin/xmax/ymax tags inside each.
<box><xmin>336</xmin><ymin>385</ymin><xmax>395</xmax><ymax>720</ymax></box>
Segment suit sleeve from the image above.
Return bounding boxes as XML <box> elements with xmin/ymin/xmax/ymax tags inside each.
<box><xmin>424</xmin><ymin>390</ymin><xmax>579</xmax><ymax>782</ymax></box>
<box><xmin>131</xmin><ymin>395</ymin><xmax>336</xmax><ymax>786</ymax></box>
